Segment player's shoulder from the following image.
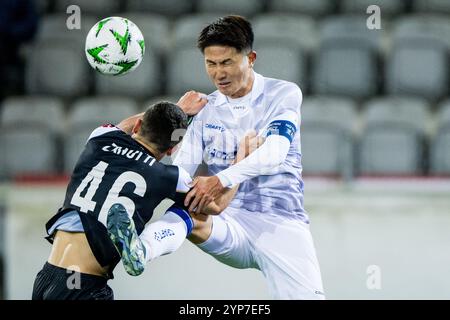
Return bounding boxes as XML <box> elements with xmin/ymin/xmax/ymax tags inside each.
<box><xmin>207</xmin><ymin>90</ymin><xmax>220</xmax><ymax>101</ymax></box>
<box><xmin>263</xmin><ymin>76</ymin><xmax>302</xmax><ymax>97</ymax></box>
<box><xmin>87</xmin><ymin>124</ymin><xmax>123</xmax><ymax>141</ymax></box>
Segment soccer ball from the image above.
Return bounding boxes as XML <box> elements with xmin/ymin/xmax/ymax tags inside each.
<box><xmin>85</xmin><ymin>16</ymin><xmax>145</xmax><ymax>76</ymax></box>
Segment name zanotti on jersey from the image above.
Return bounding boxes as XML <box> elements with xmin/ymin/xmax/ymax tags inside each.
<box><xmin>101</xmin><ymin>142</ymin><xmax>156</xmax><ymax>166</ymax></box>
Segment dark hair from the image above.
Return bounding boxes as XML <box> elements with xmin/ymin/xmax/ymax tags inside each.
<box><xmin>140</xmin><ymin>101</ymin><xmax>188</xmax><ymax>152</ymax></box>
<box><xmin>197</xmin><ymin>15</ymin><xmax>254</xmax><ymax>53</ymax></box>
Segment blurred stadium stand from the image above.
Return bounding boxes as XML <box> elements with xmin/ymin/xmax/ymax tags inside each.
<box><xmin>430</xmin><ymin>99</ymin><xmax>450</xmax><ymax>176</ymax></box>
<box><xmin>342</xmin><ymin>0</ymin><xmax>406</xmax><ymax>17</ymax></box>
<box><xmin>313</xmin><ymin>15</ymin><xmax>381</xmax><ymax>99</ymax></box>
<box><xmin>64</xmin><ymin>97</ymin><xmax>138</xmax><ymax>171</ymax></box>
<box><xmin>197</xmin><ymin>0</ymin><xmax>265</xmax><ymax>17</ymax></box>
<box><xmin>301</xmin><ymin>96</ymin><xmax>358</xmax><ymax>180</ymax></box>
<box><xmin>359</xmin><ymin>96</ymin><xmax>430</xmax><ymax>176</ymax></box>
<box><xmin>267</xmin><ymin>0</ymin><xmax>336</xmax><ymax>17</ymax></box>
<box><xmin>0</xmin><ymin>97</ymin><xmax>64</xmax><ymax>178</ymax></box>
<box><xmin>0</xmin><ymin>0</ymin><xmax>449</xmax><ymax>181</ymax></box>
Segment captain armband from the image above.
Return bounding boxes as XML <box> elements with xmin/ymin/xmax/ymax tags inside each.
<box><xmin>266</xmin><ymin>120</ymin><xmax>297</xmax><ymax>143</ymax></box>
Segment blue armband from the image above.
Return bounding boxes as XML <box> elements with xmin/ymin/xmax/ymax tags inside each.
<box><xmin>266</xmin><ymin>120</ymin><xmax>296</xmax><ymax>143</ymax></box>
<box><xmin>167</xmin><ymin>205</ymin><xmax>193</xmax><ymax>235</ymax></box>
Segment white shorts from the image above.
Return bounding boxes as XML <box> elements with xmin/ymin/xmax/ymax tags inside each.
<box><xmin>196</xmin><ymin>206</ymin><xmax>325</xmax><ymax>300</ymax></box>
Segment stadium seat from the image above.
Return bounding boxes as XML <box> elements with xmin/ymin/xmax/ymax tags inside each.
<box><xmin>197</xmin><ymin>0</ymin><xmax>264</xmax><ymax>16</ymax></box>
<box><xmin>26</xmin><ymin>40</ymin><xmax>90</xmax><ymax>97</ymax></box>
<box><xmin>300</xmin><ymin>96</ymin><xmax>358</xmax><ymax>179</ymax></box>
<box><xmin>64</xmin><ymin>97</ymin><xmax>138</xmax><ymax>172</ymax></box>
<box><xmin>122</xmin><ymin>13</ymin><xmax>170</xmax><ymax>54</ymax></box>
<box><xmin>430</xmin><ymin>100</ymin><xmax>450</xmax><ymax>175</ymax></box>
<box><xmin>267</xmin><ymin>0</ymin><xmax>335</xmax><ymax>16</ymax></box>
<box><xmin>126</xmin><ymin>0</ymin><xmax>194</xmax><ymax>16</ymax></box>
<box><xmin>54</xmin><ymin>0</ymin><xmax>121</xmax><ymax>15</ymax></box>
<box><xmin>386</xmin><ymin>15</ymin><xmax>450</xmax><ymax>101</ymax></box>
<box><xmin>254</xmin><ymin>39</ymin><xmax>306</xmax><ymax>87</ymax></box>
<box><xmin>0</xmin><ymin>129</ymin><xmax>58</xmax><ymax>178</ymax></box>
<box><xmin>0</xmin><ymin>97</ymin><xmax>65</xmax><ymax>132</ymax></box>
<box><xmin>341</xmin><ymin>0</ymin><xmax>405</xmax><ymax>16</ymax></box>
<box><xmin>172</xmin><ymin>14</ymin><xmax>226</xmax><ymax>46</ymax></box>
<box><xmin>36</xmin><ymin>14</ymin><xmax>96</xmax><ymax>45</ymax></box>
<box><xmin>313</xmin><ymin>15</ymin><xmax>382</xmax><ymax>99</ymax></box>
<box><xmin>142</xmin><ymin>96</ymin><xmax>182</xmax><ymax>111</ymax></box>
<box><xmin>252</xmin><ymin>14</ymin><xmax>318</xmax><ymax>52</ymax></box>
<box><xmin>166</xmin><ymin>45</ymin><xmax>215</xmax><ymax>95</ymax></box>
<box><xmin>359</xmin><ymin>97</ymin><xmax>430</xmax><ymax>175</ymax></box>
<box><xmin>413</xmin><ymin>0</ymin><xmax>450</xmax><ymax>14</ymax></box>
<box><xmin>0</xmin><ymin>97</ymin><xmax>65</xmax><ymax>178</ymax></box>
<box><xmin>391</xmin><ymin>15</ymin><xmax>450</xmax><ymax>47</ymax></box>
<box><xmin>95</xmin><ymin>47</ymin><xmax>160</xmax><ymax>98</ymax></box>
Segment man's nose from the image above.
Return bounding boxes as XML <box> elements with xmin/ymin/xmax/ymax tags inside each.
<box><xmin>216</xmin><ymin>67</ymin><xmax>227</xmax><ymax>80</ymax></box>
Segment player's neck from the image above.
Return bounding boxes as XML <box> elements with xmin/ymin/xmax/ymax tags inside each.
<box><xmin>133</xmin><ymin>134</ymin><xmax>164</xmax><ymax>160</ymax></box>
<box><xmin>229</xmin><ymin>71</ymin><xmax>255</xmax><ymax>99</ymax></box>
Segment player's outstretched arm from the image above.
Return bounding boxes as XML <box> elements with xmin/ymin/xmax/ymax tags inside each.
<box><xmin>115</xmin><ymin>91</ymin><xmax>206</xmax><ymax>135</ymax></box>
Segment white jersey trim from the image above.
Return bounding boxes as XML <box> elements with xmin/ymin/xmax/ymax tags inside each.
<box><xmin>87</xmin><ymin>125</ymin><xmax>121</xmax><ymax>142</ymax></box>
<box><xmin>176</xmin><ymin>166</ymin><xmax>193</xmax><ymax>193</ymax></box>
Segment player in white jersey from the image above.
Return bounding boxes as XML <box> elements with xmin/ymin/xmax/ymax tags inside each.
<box><xmin>173</xmin><ymin>15</ymin><xmax>325</xmax><ymax>299</ymax></box>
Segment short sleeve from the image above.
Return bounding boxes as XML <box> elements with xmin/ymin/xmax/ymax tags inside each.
<box><xmin>176</xmin><ymin>166</ymin><xmax>193</xmax><ymax>193</ymax></box>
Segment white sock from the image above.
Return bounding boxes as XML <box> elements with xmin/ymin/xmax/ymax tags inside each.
<box><xmin>139</xmin><ymin>208</ymin><xmax>192</xmax><ymax>262</ymax></box>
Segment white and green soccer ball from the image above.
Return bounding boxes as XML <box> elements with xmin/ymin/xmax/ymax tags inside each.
<box><xmin>85</xmin><ymin>16</ymin><xmax>145</xmax><ymax>76</ymax></box>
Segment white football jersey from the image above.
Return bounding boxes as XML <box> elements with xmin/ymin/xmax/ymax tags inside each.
<box><xmin>174</xmin><ymin>72</ymin><xmax>307</xmax><ymax>222</ymax></box>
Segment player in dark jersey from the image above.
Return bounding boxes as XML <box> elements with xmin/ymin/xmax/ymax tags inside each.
<box><xmin>31</xmin><ymin>94</ymin><xmax>248</xmax><ymax>300</ymax></box>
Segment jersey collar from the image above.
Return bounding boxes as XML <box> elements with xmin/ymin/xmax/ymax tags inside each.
<box><xmin>213</xmin><ymin>71</ymin><xmax>264</xmax><ymax>108</ymax></box>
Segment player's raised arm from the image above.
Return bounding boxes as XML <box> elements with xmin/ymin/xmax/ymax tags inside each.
<box><xmin>176</xmin><ymin>90</ymin><xmax>208</xmax><ymax>118</ymax></box>
<box><xmin>116</xmin><ymin>91</ymin><xmax>206</xmax><ymax>135</ymax></box>
<box><xmin>213</xmin><ymin>84</ymin><xmax>301</xmax><ymax>187</ymax></box>
<box><xmin>116</xmin><ymin>112</ymin><xmax>145</xmax><ymax>134</ymax></box>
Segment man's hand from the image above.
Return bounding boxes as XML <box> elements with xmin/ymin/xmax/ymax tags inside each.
<box><xmin>235</xmin><ymin>130</ymin><xmax>265</xmax><ymax>162</ymax></box>
<box><xmin>177</xmin><ymin>91</ymin><xmax>208</xmax><ymax>116</ymax></box>
<box><xmin>184</xmin><ymin>176</ymin><xmax>225</xmax><ymax>213</ymax></box>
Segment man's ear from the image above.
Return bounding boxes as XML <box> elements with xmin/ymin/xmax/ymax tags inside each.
<box><xmin>132</xmin><ymin>118</ymin><xmax>142</xmax><ymax>134</ymax></box>
<box><xmin>248</xmin><ymin>50</ymin><xmax>257</xmax><ymax>67</ymax></box>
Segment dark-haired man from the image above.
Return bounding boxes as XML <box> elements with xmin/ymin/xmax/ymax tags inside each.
<box><xmin>31</xmin><ymin>95</ymin><xmax>251</xmax><ymax>300</ymax></box>
<box><xmin>174</xmin><ymin>15</ymin><xmax>325</xmax><ymax>299</ymax></box>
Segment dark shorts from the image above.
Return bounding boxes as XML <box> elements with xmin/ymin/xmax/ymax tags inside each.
<box><xmin>32</xmin><ymin>262</ymin><xmax>114</xmax><ymax>300</ymax></box>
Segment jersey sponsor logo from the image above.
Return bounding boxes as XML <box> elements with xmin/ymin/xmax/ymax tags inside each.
<box><xmin>102</xmin><ymin>142</ymin><xmax>156</xmax><ymax>166</ymax></box>
<box><xmin>205</xmin><ymin>123</ymin><xmax>225</xmax><ymax>132</ymax></box>
<box><xmin>207</xmin><ymin>147</ymin><xmax>236</xmax><ymax>161</ymax></box>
